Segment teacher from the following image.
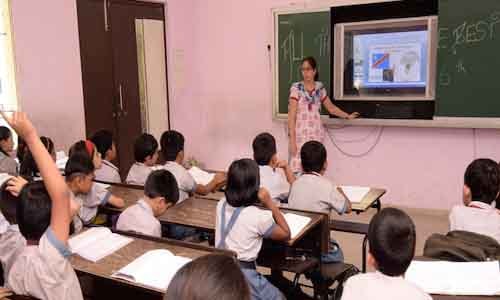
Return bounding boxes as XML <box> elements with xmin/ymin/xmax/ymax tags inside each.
<box><xmin>288</xmin><ymin>56</ymin><xmax>359</xmax><ymax>172</ymax></box>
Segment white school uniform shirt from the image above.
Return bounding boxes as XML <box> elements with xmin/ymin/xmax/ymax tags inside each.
<box><xmin>95</xmin><ymin>160</ymin><xmax>121</xmax><ymax>183</ymax></box>
<box><xmin>116</xmin><ymin>198</ymin><xmax>161</xmax><ymax>237</ymax></box>
<box><xmin>72</xmin><ymin>183</ymin><xmax>111</xmax><ymax>232</ymax></box>
<box><xmin>341</xmin><ymin>271</ymin><xmax>432</xmax><ymax>300</ymax></box>
<box><xmin>0</xmin><ymin>224</ymin><xmax>26</xmax><ymax>281</ymax></box>
<box><xmin>215</xmin><ymin>198</ymin><xmax>275</xmax><ymax>262</ymax></box>
<box><xmin>259</xmin><ymin>165</ymin><xmax>290</xmax><ymax>200</ymax></box>
<box><xmin>0</xmin><ymin>151</ymin><xmax>17</xmax><ymax>175</ymax></box>
<box><xmin>163</xmin><ymin>161</ymin><xmax>196</xmax><ymax>203</ymax></box>
<box><xmin>449</xmin><ymin>200</ymin><xmax>500</xmax><ymax>243</ymax></box>
<box><xmin>126</xmin><ymin>162</ymin><xmax>154</xmax><ymax>185</ymax></box>
<box><xmin>288</xmin><ymin>172</ymin><xmax>348</xmax><ymax>215</ymax></box>
<box><xmin>7</xmin><ymin>227</ymin><xmax>84</xmax><ymax>300</ymax></box>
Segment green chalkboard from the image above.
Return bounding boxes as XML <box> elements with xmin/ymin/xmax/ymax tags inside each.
<box><xmin>436</xmin><ymin>0</ymin><xmax>500</xmax><ymax>117</ymax></box>
<box><xmin>276</xmin><ymin>10</ymin><xmax>331</xmax><ymax>115</ymax></box>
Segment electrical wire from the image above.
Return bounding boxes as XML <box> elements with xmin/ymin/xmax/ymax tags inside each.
<box><xmin>326</xmin><ymin>126</ymin><xmax>384</xmax><ymax>158</ymax></box>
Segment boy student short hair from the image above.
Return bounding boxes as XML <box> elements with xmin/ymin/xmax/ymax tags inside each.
<box><xmin>134</xmin><ymin>133</ymin><xmax>158</xmax><ymax>163</ymax></box>
<box><xmin>301</xmin><ymin>140</ymin><xmax>326</xmax><ymax>173</ymax></box>
<box><xmin>368</xmin><ymin>207</ymin><xmax>416</xmax><ymax>277</ymax></box>
<box><xmin>64</xmin><ymin>153</ymin><xmax>95</xmax><ymax>179</ymax></box>
<box><xmin>90</xmin><ymin>130</ymin><xmax>113</xmax><ymax>158</ymax></box>
<box><xmin>225</xmin><ymin>158</ymin><xmax>260</xmax><ymax>207</ymax></box>
<box><xmin>144</xmin><ymin>170</ymin><xmax>179</xmax><ymax>204</ymax></box>
<box><xmin>17</xmin><ymin>181</ymin><xmax>51</xmax><ymax>241</ymax></box>
<box><xmin>165</xmin><ymin>254</ymin><xmax>250</xmax><ymax>300</ymax></box>
<box><xmin>464</xmin><ymin>158</ymin><xmax>500</xmax><ymax>205</ymax></box>
<box><xmin>20</xmin><ymin>136</ymin><xmax>54</xmax><ymax>179</ymax></box>
<box><xmin>0</xmin><ymin>126</ymin><xmax>12</xmax><ymax>156</ymax></box>
<box><xmin>69</xmin><ymin>140</ymin><xmax>96</xmax><ymax>159</ymax></box>
<box><xmin>0</xmin><ymin>180</ymin><xmax>18</xmax><ymax>224</ymax></box>
<box><xmin>160</xmin><ymin>130</ymin><xmax>184</xmax><ymax>162</ymax></box>
<box><xmin>252</xmin><ymin>132</ymin><xmax>277</xmax><ymax>166</ymax></box>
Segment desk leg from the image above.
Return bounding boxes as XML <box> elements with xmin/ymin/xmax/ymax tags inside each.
<box><xmin>372</xmin><ymin>199</ymin><xmax>382</xmax><ymax>212</ymax></box>
<box><xmin>362</xmin><ymin>235</ymin><xmax>368</xmax><ymax>273</ymax></box>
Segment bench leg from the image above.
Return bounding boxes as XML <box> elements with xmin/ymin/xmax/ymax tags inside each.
<box><xmin>362</xmin><ymin>234</ymin><xmax>368</xmax><ymax>273</ymax></box>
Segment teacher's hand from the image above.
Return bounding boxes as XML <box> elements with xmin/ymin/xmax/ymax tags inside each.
<box><xmin>289</xmin><ymin>140</ymin><xmax>298</xmax><ymax>157</ymax></box>
<box><xmin>347</xmin><ymin>112</ymin><xmax>360</xmax><ymax>119</ymax></box>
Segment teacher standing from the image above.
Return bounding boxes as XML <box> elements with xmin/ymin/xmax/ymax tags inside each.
<box><xmin>288</xmin><ymin>57</ymin><xmax>359</xmax><ymax>172</ymax></box>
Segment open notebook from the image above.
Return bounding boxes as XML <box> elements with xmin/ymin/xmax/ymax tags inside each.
<box><xmin>112</xmin><ymin>249</ymin><xmax>191</xmax><ymax>291</ymax></box>
<box><xmin>338</xmin><ymin>186</ymin><xmax>370</xmax><ymax>203</ymax></box>
<box><xmin>405</xmin><ymin>260</ymin><xmax>500</xmax><ymax>295</ymax></box>
<box><xmin>69</xmin><ymin>227</ymin><xmax>133</xmax><ymax>262</ymax></box>
<box><xmin>283</xmin><ymin>213</ymin><xmax>311</xmax><ymax>239</ymax></box>
<box><xmin>188</xmin><ymin>166</ymin><xmax>215</xmax><ymax>185</ymax></box>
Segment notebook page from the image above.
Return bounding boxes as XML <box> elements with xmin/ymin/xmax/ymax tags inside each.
<box><xmin>69</xmin><ymin>227</ymin><xmax>112</xmax><ymax>253</ymax></box>
<box><xmin>405</xmin><ymin>260</ymin><xmax>500</xmax><ymax>295</ymax></box>
<box><xmin>284</xmin><ymin>213</ymin><xmax>312</xmax><ymax>239</ymax></box>
<box><xmin>77</xmin><ymin>233</ymin><xmax>132</xmax><ymax>262</ymax></box>
<box><xmin>188</xmin><ymin>166</ymin><xmax>215</xmax><ymax>185</ymax></box>
<box><xmin>339</xmin><ymin>186</ymin><xmax>370</xmax><ymax>203</ymax></box>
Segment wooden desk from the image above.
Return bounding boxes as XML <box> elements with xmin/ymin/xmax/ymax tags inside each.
<box><xmin>70</xmin><ymin>230</ymin><xmax>233</xmax><ymax>297</ymax></box>
<box><xmin>194</xmin><ymin>191</ymin><xmax>225</xmax><ymax>201</ymax></box>
<box><xmin>350</xmin><ymin>187</ymin><xmax>385</xmax><ymax>213</ymax></box>
<box><xmin>330</xmin><ymin>220</ymin><xmax>370</xmax><ymax>273</ymax></box>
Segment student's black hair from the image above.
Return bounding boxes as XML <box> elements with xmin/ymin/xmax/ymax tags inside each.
<box><xmin>368</xmin><ymin>207</ymin><xmax>416</xmax><ymax>277</ymax></box>
<box><xmin>300</xmin><ymin>140</ymin><xmax>326</xmax><ymax>173</ymax></box>
<box><xmin>0</xmin><ymin>126</ymin><xmax>12</xmax><ymax>156</ymax></box>
<box><xmin>0</xmin><ymin>180</ymin><xmax>19</xmax><ymax>224</ymax></box>
<box><xmin>225</xmin><ymin>159</ymin><xmax>260</xmax><ymax>207</ymax></box>
<box><xmin>69</xmin><ymin>140</ymin><xmax>94</xmax><ymax>160</ymax></box>
<box><xmin>464</xmin><ymin>158</ymin><xmax>500</xmax><ymax>205</ymax></box>
<box><xmin>90</xmin><ymin>129</ymin><xmax>114</xmax><ymax>159</ymax></box>
<box><xmin>144</xmin><ymin>170</ymin><xmax>179</xmax><ymax>205</ymax></box>
<box><xmin>165</xmin><ymin>254</ymin><xmax>250</xmax><ymax>300</ymax></box>
<box><xmin>16</xmin><ymin>137</ymin><xmax>27</xmax><ymax>164</ymax></box>
<box><xmin>64</xmin><ymin>153</ymin><xmax>95</xmax><ymax>180</ymax></box>
<box><xmin>302</xmin><ymin>56</ymin><xmax>319</xmax><ymax>81</ymax></box>
<box><xmin>160</xmin><ymin>130</ymin><xmax>184</xmax><ymax>162</ymax></box>
<box><xmin>134</xmin><ymin>133</ymin><xmax>158</xmax><ymax>163</ymax></box>
<box><xmin>17</xmin><ymin>181</ymin><xmax>51</xmax><ymax>241</ymax></box>
<box><xmin>20</xmin><ymin>136</ymin><xmax>54</xmax><ymax>180</ymax></box>
<box><xmin>252</xmin><ymin>132</ymin><xmax>277</xmax><ymax>166</ymax></box>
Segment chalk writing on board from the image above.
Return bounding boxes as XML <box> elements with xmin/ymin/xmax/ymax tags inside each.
<box><xmin>439</xmin><ymin>71</ymin><xmax>451</xmax><ymax>86</ymax></box>
<box><xmin>456</xmin><ymin>59</ymin><xmax>467</xmax><ymax>74</ymax></box>
<box><xmin>314</xmin><ymin>26</ymin><xmax>330</xmax><ymax>58</ymax></box>
<box><xmin>281</xmin><ymin>29</ymin><xmax>304</xmax><ymax>82</ymax></box>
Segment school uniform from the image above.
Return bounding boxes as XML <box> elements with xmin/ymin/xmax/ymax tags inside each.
<box><xmin>449</xmin><ymin>200</ymin><xmax>500</xmax><ymax>243</ymax></box>
<box><xmin>0</xmin><ymin>224</ymin><xmax>26</xmax><ymax>281</ymax></box>
<box><xmin>116</xmin><ymin>198</ymin><xmax>161</xmax><ymax>237</ymax></box>
<box><xmin>258</xmin><ymin>165</ymin><xmax>290</xmax><ymax>201</ymax></box>
<box><xmin>341</xmin><ymin>271</ymin><xmax>432</xmax><ymax>300</ymax></box>
<box><xmin>215</xmin><ymin>198</ymin><xmax>284</xmax><ymax>300</ymax></box>
<box><xmin>288</xmin><ymin>172</ymin><xmax>348</xmax><ymax>215</ymax></box>
<box><xmin>7</xmin><ymin>227</ymin><xmax>84</xmax><ymax>300</ymax></box>
<box><xmin>0</xmin><ymin>152</ymin><xmax>17</xmax><ymax>175</ymax></box>
<box><xmin>126</xmin><ymin>162</ymin><xmax>153</xmax><ymax>185</ymax></box>
<box><xmin>95</xmin><ymin>160</ymin><xmax>121</xmax><ymax>183</ymax></box>
<box><xmin>72</xmin><ymin>183</ymin><xmax>111</xmax><ymax>233</ymax></box>
<box><xmin>163</xmin><ymin>161</ymin><xmax>196</xmax><ymax>203</ymax></box>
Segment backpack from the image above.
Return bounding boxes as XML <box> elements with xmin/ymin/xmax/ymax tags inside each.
<box><xmin>424</xmin><ymin>230</ymin><xmax>500</xmax><ymax>262</ymax></box>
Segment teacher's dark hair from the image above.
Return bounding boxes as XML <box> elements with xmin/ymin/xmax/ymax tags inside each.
<box><xmin>165</xmin><ymin>254</ymin><xmax>250</xmax><ymax>300</ymax></box>
<box><xmin>302</xmin><ymin>56</ymin><xmax>319</xmax><ymax>81</ymax></box>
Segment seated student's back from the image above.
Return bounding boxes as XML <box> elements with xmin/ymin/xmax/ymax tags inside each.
<box><xmin>0</xmin><ymin>127</ymin><xmax>17</xmax><ymax>175</ymax></box>
<box><xmin>126</xmin><ymin>133</ymin><xmax>158</xmax><ymax>185</ymax></box>
<box><xmin>91</xmin><ymin>130</ymin><xmax>121</xmax><ymax>183</ymax></box>
<box><xmin>342</xmin><ymin>208</ymin><xmax>431</xmax><ymax>300</ymax></box>
<box><xmin>117</xmin><ymin>170</ymin><xmax>179</xmax><ymax>237</ymax></box>
<box><xmin>449</xmin><ymin>158</ymin><xmax>500</xmax><ymax>242</ymax></box>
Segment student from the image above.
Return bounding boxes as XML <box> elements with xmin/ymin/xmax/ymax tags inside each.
<box><xmin>161</xmin><ymin>130</ymin><xmax>225</xmax><ymax>202</ymax></box>
<box><xmin>2</xmin><ymin>111</ymin><xmax>84</xmax><ymax>300</ymax></box>
<box><xmin>65</xmin><ymin>153</ymin><xmax>124</xmax><ymax>232</ymax></box>
<box><xmin>449</xmin><ymin>158</ymin><xmax>500</xmax><ymax>242</ymax></box>
<box><xmin>252</xmin><ymin>132</ymin><xmax>295</xmax><ymax>202</ymax></box>
<box><xmin>16</xmin><ymin>137</ymin><xmax>26</xmax><ymax>165</ymax></box>
<box><xmin>165</xmin><ymin>254</ymin><xmax>250</xmax><ymax>300</ymax></box>
<box><xmin>19</xmin><ymin>136</ymin><xmax>55</xmax><ymax>180</ymax></box>
<box><xmin>215</xmin><ymin>158</ymin><xmax>290</xmax><ymax>300</ymax></box>
<box><xmin>91</xmin><ymin>129</ymin><xmax>121</xmax><ymax>183</ymax></box>
<box><xmin>126</xmin><ymin>133</ymin><xmax>159</xmax><ymax>185</ymax></box>
<box><xmin>69</xmin><ymin>140</ymin><xmax>102</xmax><ymax>170</ymax></box>
<box><xmin>0</xmin><ymin>126</ymin><xmax>17</xmax><ymax>175</ymax></box>
<box><xmin>116</xmin><ymin>170</ymin><xmax>179</xmax><ymax>237</ymax></box>
<box><xmin>342</xmin><ymin>208</ymin><xmax>431</xmax><ymax>300</ymax></box>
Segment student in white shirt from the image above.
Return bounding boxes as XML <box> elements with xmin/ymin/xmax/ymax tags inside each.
<box><xmin>126</xmin><ymin>133</ymin><xmax>159</xmax><ymax>185</ymax></box>
<box><xmin>117</xmin><ymin>169</ymin><xmax>179</xmax><ymax>237</ymax></box>
<box><xmin>91</xmin><ymin>130</ymin><xmax>121</xmax><ymax>183</ymax></box>
<box><xmin>0</xmin><ymin>127</ymin><xmax>17</xmax><ymax>175</ymax></box>
<box><xmin>19</xmin><ymin>136</ymin><xmax>55</xmax><ymax>180</ymax></box>
<box><xmin>449</xmin><ymin>158</ymin><xmax>500</xmax><ymax>242</ymax></box>
<box><xmin>215</xmin><ymin>159</ymin><xmax>290</xmax><ymax>300</ymax></box>
<box><xmin>252</xmin><ymin>133</ymin><xmax>295</xmax><ymax>202</ymax></box>
<box><xmin>2</xmin><ymin>111</ymin><xmax>84</xmax><ymax>300</ymax></box>
<box><xmin>342</xmin><ymin>208</ymin><xmax>432</xmax><ymax>300</ymax></box>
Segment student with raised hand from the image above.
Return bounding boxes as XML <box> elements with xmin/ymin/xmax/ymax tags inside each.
<box><xmin>1</xmin><ymin>111</ymin><xmax>84</xmax><ymax>300</ymax></box>
<box><xmin>91</xmin><ymin>129</ymin><xmax>121</xmax><ymax>183</ymax></box>
<box><xmin>165</xmin><ymin>254</ymin><xmax>250</xmax><ymax>300</ymax></box>
<box><xmin>0</xmin><ymin>126</ymin><xmax>17</xmax><ymax>175</ymax></box>
<box><xmin>161</xmin><ymin>130</ymin><xmax>226</xmax><ymax>202</ymax></box>
<box><xmin>449</xmin><ymin>158</ymin><xmax>500</xmax><ymax>242</ymax></box>
<box><xmin>342</xmin><ymin>208</ymin><xmax>431</xmax><ymax>300</ymax></box>
<box><xmin>215</xmin><ymin>158</ymin><xmax>290</xmax><ymax>300</ymax></box>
